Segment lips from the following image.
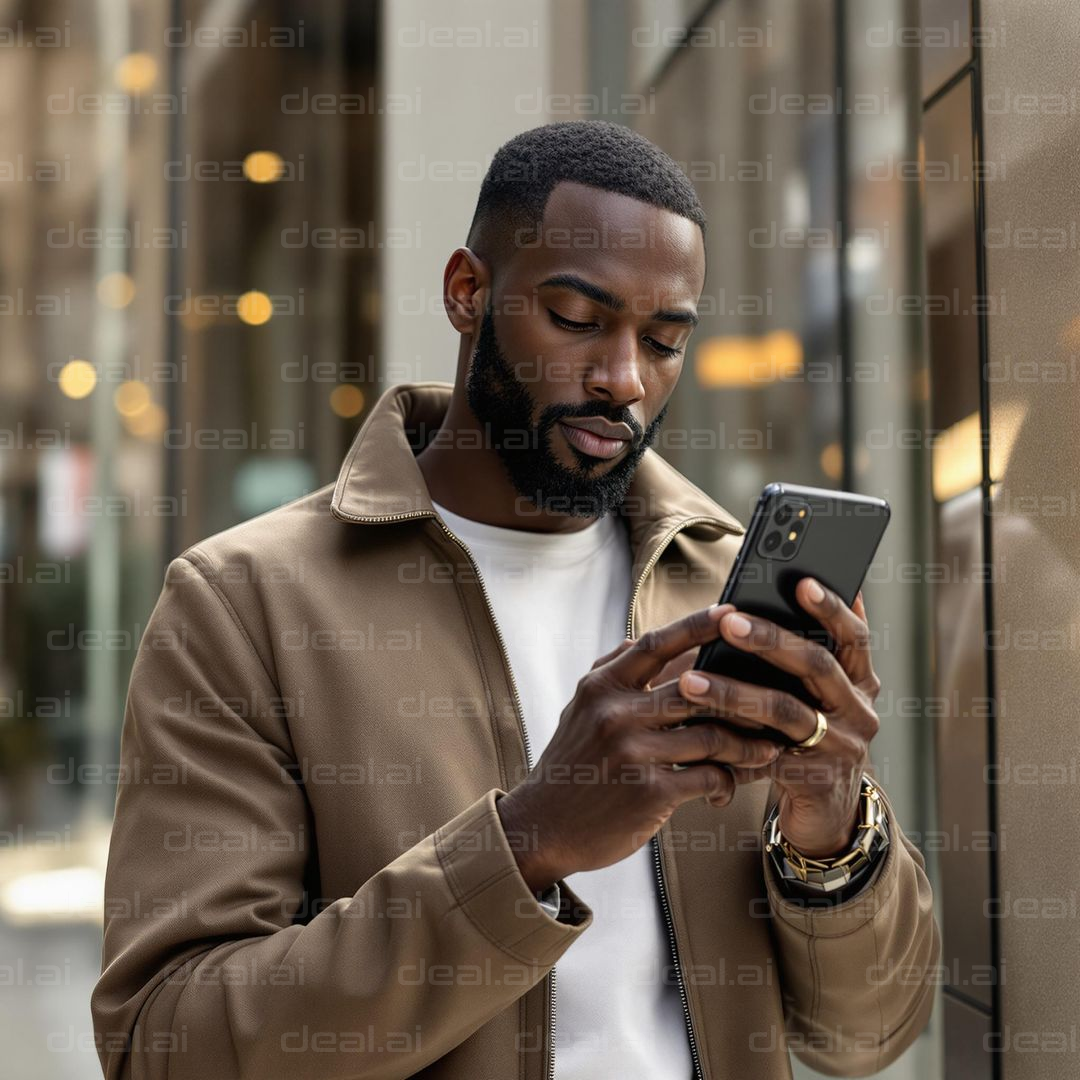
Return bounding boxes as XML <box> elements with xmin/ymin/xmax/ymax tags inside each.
<box><xmin>558</xmin><ymin>420</ymin><xmax>630</xmax><ymax>460</ymax></box>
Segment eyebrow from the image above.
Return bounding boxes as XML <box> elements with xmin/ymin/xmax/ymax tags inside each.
<box><xmin>537</xmin><ymin>272</ymin><xmax>699</xmax><ymax>329</ymax></box>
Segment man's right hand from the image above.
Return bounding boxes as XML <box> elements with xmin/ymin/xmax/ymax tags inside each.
<box><xmin>495</xmin><ymin>602</ymin><xmax>783</xmax><ymax>893</ymax></box>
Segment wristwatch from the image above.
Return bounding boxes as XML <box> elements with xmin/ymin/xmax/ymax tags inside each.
<box><xmin>764</xmin><ymin>772</ymin><xmax>890</xmax><ymax>905</ymax></box>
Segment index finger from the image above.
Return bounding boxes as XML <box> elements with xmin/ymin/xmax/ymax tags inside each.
<box><xmin>796</xmin><ymin>577</ymin><xmax>873</xmax><ymax>685</ymax></box>
<box><xmin>611</xmin><ymin>603</ymin><xmax>734</xmax><ymax>689</ymax></box>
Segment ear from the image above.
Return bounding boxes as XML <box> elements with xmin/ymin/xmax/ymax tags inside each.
<box><xmin>443</xmin><ymin>246</ymin><xmax>490</xmax><ymax>335</ymax></box>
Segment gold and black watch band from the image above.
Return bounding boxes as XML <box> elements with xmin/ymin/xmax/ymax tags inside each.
<box><xmin>764</xmin><ymin>773</ymin><xmax>890</xmax><ymax>904</ymax></box>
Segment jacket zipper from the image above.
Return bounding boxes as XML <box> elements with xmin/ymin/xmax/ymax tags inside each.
<box><xmin>441</xmin><ymin>510</ymin><xmax>730</xmax><ymax>1080</ymax></box>
<box><xmin>336</xmin><ymin>507</ymin><xmax>734</xmax><ymax>1080</ymax></box>
<box><xmin>626</xmin><ymin>515</ymin><xmax>732</xmax><ymax>1080</ymax></box>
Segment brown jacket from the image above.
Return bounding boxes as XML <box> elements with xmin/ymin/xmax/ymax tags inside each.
<box><xmin>92</xmin><ymin>380</ymin><xmax>940</xmax><ymax>1080</ymax></box>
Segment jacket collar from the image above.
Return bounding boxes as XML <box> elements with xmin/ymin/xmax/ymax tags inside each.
<box><xmin>330</xmin><ymin>381</ymin><xmax>745</xmax><ymax>554</ymax></box>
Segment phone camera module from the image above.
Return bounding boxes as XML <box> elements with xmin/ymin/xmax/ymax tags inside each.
<box><xmin>761</xmin><ymin>497</ymin><xmax>812</xmax><ymax>560</ymax></box>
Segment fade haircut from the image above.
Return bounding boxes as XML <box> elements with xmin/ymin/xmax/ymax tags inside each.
<box><xmin>465</xmin><ymin>120</ymin><xmax>706</xmax><ymax>275</ymax></box>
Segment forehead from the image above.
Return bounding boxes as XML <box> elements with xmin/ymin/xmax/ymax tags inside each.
<box><xmin>506</xmin><ymin>180</ymin><xmax>706</xmax><ymax>304</ymax></box>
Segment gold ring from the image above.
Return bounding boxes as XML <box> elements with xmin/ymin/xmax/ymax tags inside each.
<box><xmin>789</xmin><ymin>709</ymin><xmax>828</xmax><ymax>754</ymax></box>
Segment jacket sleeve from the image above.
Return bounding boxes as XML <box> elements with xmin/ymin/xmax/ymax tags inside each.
<box><xmin>761</xmin><ymin>776</ymin><xmax>942</xmax><ymax>1077</ymax></box>
<box><xmin>91</xmin><ymin>554</ymin><xmax>592</xmax><ymax>1080</ymax></box>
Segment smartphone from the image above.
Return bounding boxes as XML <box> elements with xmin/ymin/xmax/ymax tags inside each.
<box><xmin>690</xmin><ymin>482</ymin><xmax>890</xmax><ymax>746</ymax></box>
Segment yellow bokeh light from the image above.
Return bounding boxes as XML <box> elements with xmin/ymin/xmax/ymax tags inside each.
<box><xmin>933</xmin><ymin>412</ymin><xmax>983</xmax><ymax>502</ymax></box>
<box><xmin>122</xmin><ymin>402</ymin><xmax>167</xmax><ymax>439</ymax></box>
<box><xmin>695</xmin><ymin>330</ymin><xmax>803</xmax><ymax>388</ymax></box>
<box><xmin>243</xmin><ymin>151</ymin><xmax>285</xmax><ymax>183</ymax></box>
<box><xmin>760</xmin><ymin>330</ymin><xmax>803</xmax><ymax>375</ymax></box>
<box><xmin>97</xmin><ymin>272</ymin><xmax>136</xmax><ymax>309</ymax></box>
<box><xmin>114</xmin><ymin>53</ymin><xmax>158</xmax><ymax>94</ymax></box>
<box><xmin>59</xmin><ymin>359</ymin><xmax>97</xmax><ymax>399</ymax></box>
<box><xmin>237</xmin><ymin>291</ymin><xmax>273</xmax><ymax>326</ymax></box>
<box><xmin>330</xmin><ymin>385</ymin><xmax>365</xmax><ymax>418</ymax></box>
<box><xmin>819</xmin><ymin>442</ymin><xmax>843</xmax><ymax>481</ymax></box>
<box><xmin>114</xmin><ymin>381</ymin><xmax>151</xmax><ymax>418</ymax></box>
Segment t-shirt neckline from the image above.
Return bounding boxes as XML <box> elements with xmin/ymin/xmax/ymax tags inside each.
<box><xmin>431</xmin><ymin>498</ymin><xmax>623</xmax><ymax>559</ymax></box>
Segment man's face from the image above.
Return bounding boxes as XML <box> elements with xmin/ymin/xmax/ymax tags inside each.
<box><xmin>465</xmin><ymin>181</ymin><xmax>706</xmax><ymax>518</ymax></box>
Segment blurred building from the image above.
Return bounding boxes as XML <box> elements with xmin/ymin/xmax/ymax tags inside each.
<box><xmin>2</xmin><ymin>1</ymin><xmax>1078</xmax><ymax>1078</ymax></box>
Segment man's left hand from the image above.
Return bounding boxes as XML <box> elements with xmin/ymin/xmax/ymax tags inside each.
<box><xmin>678</xmin><ymin>578</ymin><xmax>881</xmax><ymax>859</ymax></box>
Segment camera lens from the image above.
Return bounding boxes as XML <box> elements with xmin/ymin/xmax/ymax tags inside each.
<box><xmin>774</xmin><ymin>505</ymin><xmax>793</xmax><ymax>526</ymax></box>
<box><xmin>790</xmin><ymin>520</ymin><xmax>804</xmax><ymax>535</ymax></box>
<box><xmin>781</xmin><ymin>541</ymin><xmax>797</xmax><ymax>558</ymax></box>
<box><xmin>763</xmin><ymin>531</ymin><xmax>782</xmax><ymax>552</ymax></box>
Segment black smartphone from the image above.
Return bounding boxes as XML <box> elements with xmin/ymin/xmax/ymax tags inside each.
<box><xmin>690</xmin><ymin>482</ymin><xmax>890</xmax><ymax>747</ymax></box>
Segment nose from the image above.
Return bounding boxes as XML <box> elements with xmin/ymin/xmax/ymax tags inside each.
<box><xmin>582</xmin><ymin>330</ymin><xmax>645</xmax><ymax>407</ymax></box>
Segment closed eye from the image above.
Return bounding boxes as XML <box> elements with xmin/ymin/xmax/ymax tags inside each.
<box><xmin>549</xmin><ymin>308</ymin><xmax>684</xmax><ymax>358</ymax></box>
<box><xmin>645</xmin><ymin>337</ymin><xmax>683</xmax><ymax>358</ymax></box>
<box><xmin>548</xmin><ymin>309</ymin><xmax>597</xmax><ymax>332</ymax></box>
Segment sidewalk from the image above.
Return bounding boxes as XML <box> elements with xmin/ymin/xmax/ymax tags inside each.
<box><xmin>0</xmin><ymin>818</ymin><xmax>111</xmax><ymax>1079</ymax></box>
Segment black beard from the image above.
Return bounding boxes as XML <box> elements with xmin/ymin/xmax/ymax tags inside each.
<box><xmin>464</xmin><ymin>303</ymin><xmax>669</xmax><ymax>518</ymax></box>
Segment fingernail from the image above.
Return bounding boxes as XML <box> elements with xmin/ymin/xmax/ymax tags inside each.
<box><xmin>806</xmin><ymin>579</ymin><xmax>825</xmax><ymax>603</ymax></box>
<box><xmin>723</xmin><ymin>613</ymin><xmax>752</xmax><ymax>638</ymax></box>
<box><xmin>708</xmin><ymin>602</ymin><xmax>728</xmax><ymax>619</ymax></box>
<box><xmin>682</xmin><ymin>672</ymin><xmax>709</xmax><ymax>695</ymax></box>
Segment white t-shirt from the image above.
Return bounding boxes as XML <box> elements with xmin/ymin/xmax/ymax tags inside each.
<box><xmin>431</xmin><ymin>499</ymin><xmax>693</xmax><ymax>1079</ymax></box>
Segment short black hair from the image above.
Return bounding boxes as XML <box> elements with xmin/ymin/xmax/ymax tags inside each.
<box><xmin>466</xmin><ymin>120</ymin><xmax>706</xmax><ymax>271</ymax></box>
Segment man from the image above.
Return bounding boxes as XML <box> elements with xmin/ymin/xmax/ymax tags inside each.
<box><xmin>92</xmin><ymin>121</ymin><xmax>940</xmax><ymax>1079</ymax></box>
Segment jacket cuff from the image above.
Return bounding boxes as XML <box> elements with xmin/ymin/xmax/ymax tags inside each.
<box><xmin>762</xmin><ymin>783</ymin><xmax>901</xmax><ymax>935</ymax></box>
<box><xmin>434</xmin><ymin>789</ymin><xmax>592</xmax><ymax>967</ymax></box>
